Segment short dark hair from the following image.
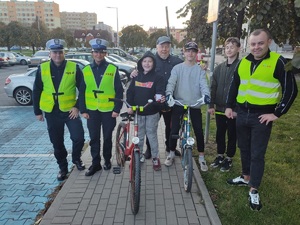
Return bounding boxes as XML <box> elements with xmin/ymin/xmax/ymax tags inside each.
<box><xmin>250</xmin><ymin>28</ymin><xmax>272</xmax><ymax>39</ymax></box>
<box><xmin>225</xmin><ymin>37</ymin><xmax>241</xmax><ymax>47</ymax></box>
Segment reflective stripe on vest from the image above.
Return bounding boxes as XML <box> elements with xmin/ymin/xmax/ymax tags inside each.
<box><xmin>82</xmin><ymin>64</ymin><xmax>116</xmax><ymax>111</ymax></box>
<box><xmin>40</xmin><ymin>61</ymin><xmax>77</xmax><ymax>112</ymax></box>
<box><xmin>237</xmin><ymin>52</ymin><xmax>281</xmax><ymax>105</ymax></box>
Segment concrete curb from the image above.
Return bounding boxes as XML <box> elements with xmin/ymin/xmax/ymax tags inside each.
<box><xmin>193</xmin><ymin>159</ymin><xmax>222</xmax><ymax>225</ymax></box>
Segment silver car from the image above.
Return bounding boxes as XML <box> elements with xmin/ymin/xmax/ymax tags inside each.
<box><xmin>0</xmin><ymin>51</ymin><xmax>17</xmax><ymax>66</ymax></box>
<box><xmin>28</xmin><ymin>50</ymin><xmax>50</xmax><ymax>68</ymax></box>
<box><xmin>11</xmin><ymin>52</ymin><xmax>31</xmax><ymax>65</ymax></box>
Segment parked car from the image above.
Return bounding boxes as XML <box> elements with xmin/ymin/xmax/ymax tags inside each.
<box><xmin>106</xmin><ymin>48</ymin><xmax>139</xmax><ymax>62</ymax></box>
<box><xmin>11</xmin><ymin>52</ymin><xmax>31</xmax><ymax>65</ymax></box>
<box><xmin>0</xmin><ymin>52</ymin><xmax>17</xmax><ymax>66</ymax></box>
<box><xmin>28</xmin><ymin>50</ymin><xmax>50</xmax><ymax>68</ymax></box>
<box><xmin>108</xmin><ymin>53</ymin><xmax>137</xmax><ymax>67</ymax></box>
<box><xmin>4</xmin><ymin>58</ymin><xmax>128</xmax><ymax>105</ymax></box>
<box><xmin>65</xmin><ymin>52</ymin><xmax>135</xmax><ymax>79</ymax></box>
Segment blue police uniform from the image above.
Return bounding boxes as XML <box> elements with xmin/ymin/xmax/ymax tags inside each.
<box><xmin>79</xmin><ymin>38</ymin><xmax>123</xmax><ymax>176</ymax></box>
<box><xmin>33</xmin><ymin>39</ymin><xmax>85</xmax><ymax>181</ymax></box>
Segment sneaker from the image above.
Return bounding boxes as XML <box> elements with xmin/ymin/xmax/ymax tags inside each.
<box><xmin>152</xmin><ymin>158</ymin><xmax>161</xmax><ymax>171</ymax></box>
<box><xmin>210</xmin><ymin>156</ymin><xmax>224</xmax><ymax>168</ymax></box>
<box><xmin>140</xmin><ymin>154</ymin><xmax>145</xmax><ymax>163</ymax></box>
<box><xmin>199</xmin><ymin>157</ymin><xmax>208</xmax><ymax>171</ymax></box>
<box><xmin>220</xmin><ymin>158</ymin><xmax>232</xmax><ymax>172</ymax></box>
<box><xmin>227</xmin><ymin>175</ymin><xmax>249</xmax><ymax>186</ymax></box>
<box><xmin>248</xmin><ymin>189</ymin><xmax>262</xmax><ymax>211</ymax></box>
<box><xmin>164</xmin><ymin>154</ymin><xmax>174</xmax><ymax>167</ymax></box>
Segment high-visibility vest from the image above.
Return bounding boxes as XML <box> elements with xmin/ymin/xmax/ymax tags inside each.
<box><xmin>237</xmin><ymin>52</ymin><xmax>281</xmax><ymax>105</ymax></box>
<box><xmin>82</xmin><ymin>64</ymin><xmax>116</xmax><ymax>111</ymax></box>
<box><xmin>40</xmin><ymin>61</ymin><xmax>77</xmax><ymax>112</ymax></box>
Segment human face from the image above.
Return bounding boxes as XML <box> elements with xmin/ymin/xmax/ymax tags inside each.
<box><xmin>142</xmin><ymin>57</ymin><xmax>154</xmax><ymax>74</ymax></box>
<box><xmin>156</xmin><ymin>43</ymin><xmax>171</xmax><ymax>59</ymax></box>
<box><xmin>92</xmin><ymin>50</ymin><xmax>106</xmax><ymax>64</ymax></box>
<box><xmin>50</xmin><ymin>50</ymin><xmax>64</xmax><ymax>66</ymax></box>
<box><xmin>249</xmin><ymin>31</ymin><xmax>272</xmax><ymax>60</ymax></box>
<box><xmin>184</xmin><ymin>49</ymin><xmax>197</xmax><ymax>63</ymax></box>
<box><xmin>225</xmin><ymin>42</ymin><xmax>240</xmax><ymax>59</ymax></box>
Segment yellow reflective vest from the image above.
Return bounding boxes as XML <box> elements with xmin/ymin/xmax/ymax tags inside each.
<box><xmin>237</xmin><ymin>52</ymin><xmax>281</xmax><ymax>105</ymax></box>
<box><xmin>82</xmin><ymin>64</ymin><xmax>116</xmax><ymax>112</ymax></box>
<box><xmin>40</xmin><ymin>61</ymin><xmax>77</xmax><ymax>112</ymax></box>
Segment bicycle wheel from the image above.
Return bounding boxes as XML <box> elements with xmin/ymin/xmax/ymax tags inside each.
<box><xmin>130</xmin><ymin>150</ymin><xmax>141</xmax><ymax>215</ymax></box>
<box><xmin>183</xmin><ymin>146</ymin><xmax>193</xmax><ymax>192</ymax></box>
<box><xmin>179</xmin><ymin>119</ymin><xmax>186</xmax><ymax>154</ymax></box>
<box><xmin>115</xmin><ymin>122</ymin><xmax>127</xmax><ymax>167</ymax></box>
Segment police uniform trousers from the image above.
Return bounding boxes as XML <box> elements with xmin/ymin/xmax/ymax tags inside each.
<box><xmin>87</xmin><ymin>110</ymin><xmax>116</xmax><ymax>166</ymax></box>
<box><xmin>45</xmin><ymin>111</ymin><xmax>85</xmax><ymax>171</ymax></box>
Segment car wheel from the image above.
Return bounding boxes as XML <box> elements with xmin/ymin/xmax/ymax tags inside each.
<box><xmin>20</xmin><ymin>59</ymin><xmax>27</xmax><ymax>65</ymax></box>
<box><xmin>14</xmin><ymin>87</ymin><xmax>33</xmax><ymax>106</ymax></box>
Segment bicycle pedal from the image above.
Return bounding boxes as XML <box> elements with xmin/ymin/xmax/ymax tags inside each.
<box><xmin>113</xmin><ymin>167</ymin><xmax>121</xmax><ymax>174</ymax></box>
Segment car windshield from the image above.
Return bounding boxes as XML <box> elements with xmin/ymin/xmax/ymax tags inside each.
<box><xmin>34</xmin><ymin>51</ymin><xmax>49</xmax><ymax>57</ymax></box>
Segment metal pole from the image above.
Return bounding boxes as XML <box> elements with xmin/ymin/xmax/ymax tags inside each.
<box><xmin>116</xmin><ymin>7</ymin><xmax>119</xmax><ymax>47</ymax></box>
<box><xmin>205</xmin><ymin>21</ymin><xmax>218</xmax><ymax>143</ymax></box>
<box><xmin>165</xmin><ymin>6</ymin><xmax>170</xmax><ymax>37</ymax></box>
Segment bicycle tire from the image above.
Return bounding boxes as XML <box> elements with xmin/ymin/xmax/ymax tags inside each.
<box><xmin>183</xmin><ymin>146</ymin><xmax>193</xmax><ymax>192</ymax></box>
<box><xmin>130</xmin><ymin>150</ymin><xmax>141</xmax><ymax>215</ymax></box>
<box><xmin>115</xmin><ymin>122</ymin><xmax>127</xmax><ymax>167</ymax></box>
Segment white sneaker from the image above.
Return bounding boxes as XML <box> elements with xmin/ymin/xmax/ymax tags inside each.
<box><xmin>199</xmin><ymin>157</ymin><xmax>208</xmax><ymax>171</ymax></box>
<box><xmin>140</xmin><ymin>154</ymin><xmax>145</xmax><ymax>163</ymax></box>
<box><xmin>164</xmin><ymin>154</ymin><xmax>174</xmax><ymax>167</ymax></box>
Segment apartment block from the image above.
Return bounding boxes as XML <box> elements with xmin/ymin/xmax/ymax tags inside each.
<box><xmin>60</xmin><ymin>11</ymin><xmax>97</xmax><ymax>31</ymax></box>
<box><xmin>0</xmin><ymin>0</ymin><xmax>60</xmax><ymax>29</ymax></box>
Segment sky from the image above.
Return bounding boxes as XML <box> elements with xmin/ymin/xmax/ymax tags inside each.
<box><xmin>51</xmin><ymin>0</ymin><xmax>190</xmax><ymax>31</ymax></box>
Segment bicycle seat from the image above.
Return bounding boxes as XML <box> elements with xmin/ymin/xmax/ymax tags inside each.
<box><xmin>120</xmin><ymin>112</ymin><xmax>134</xmax><ymax>121</ymax></box>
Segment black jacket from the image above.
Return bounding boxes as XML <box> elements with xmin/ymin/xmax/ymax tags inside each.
<box><xmin>127</xmin><ymin>51</ymin><xmax>165</xmax><ymax>115</ymax></box>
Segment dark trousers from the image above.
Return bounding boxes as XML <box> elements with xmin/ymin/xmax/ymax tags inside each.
<box><xmin>45</xmin><ymin>112</ymin><xmax>85</xmax><ymax>171</ymax></box>
<box><xmin>215</xmin><ymin>113</ymin><xmax>237</xmax><ymax>157</ymax></box>
<box><xmin>236</xmin><ymin>109</ymin><xmax>273</xmax><ymax>189</ymax></box>
<box><xmin>169</xmin><ymin>105</ymin><xmax>204</xmax><ymax>152</ymax></box>
<box><xmin>146</xmin><ymin>110</ymin><xmax>172</xmax><ymax>150</ymax></box>
<box><xmin>87</xmin><ymin>110</ymin><xmax>116</xmax><ymax>165</ymax></box>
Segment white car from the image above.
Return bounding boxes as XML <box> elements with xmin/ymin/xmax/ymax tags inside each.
<box><xmin>4</xmin><ymin>58</ymin><xmax>128</xmax><ymax>105</ymax></box>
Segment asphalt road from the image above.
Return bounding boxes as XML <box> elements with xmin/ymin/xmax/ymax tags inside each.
<box><xmin>0</xmin><ymin>65</ymin><xmax>29</xmax><ymax>107</ymax></box>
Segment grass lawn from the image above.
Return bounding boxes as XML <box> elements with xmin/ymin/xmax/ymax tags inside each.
<box><xmin>195</xmin><ymin>81</ymin><xmax>300</xmax><ymax>225</ymax></box>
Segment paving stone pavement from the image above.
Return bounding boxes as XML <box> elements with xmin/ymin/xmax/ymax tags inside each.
<box><xmin>0</xmin><ymin>106</ymin><xmax>222</xmax><ymax>225</ymax></box>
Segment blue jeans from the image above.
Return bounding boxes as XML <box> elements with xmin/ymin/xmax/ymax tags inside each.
<box><xmin>236</xmin><ymin>109</ymin><xmax>273</xmax><ymax>189</ymax></box>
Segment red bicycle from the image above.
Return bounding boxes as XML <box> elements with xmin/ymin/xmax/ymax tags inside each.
<box><xmin>109</xmin><ymin>98</ymin><xmax>152</xmax><ymax>215</ymax></box>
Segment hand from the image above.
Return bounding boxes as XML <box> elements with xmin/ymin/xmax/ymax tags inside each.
<box><xmin>166</xmin><ymin>95</ymin><xmax>175</xmax><ymax>107</ymax></box>
<box><xmin>81</xmin><ymin>113</ymin><xmax>89</xmax><ymax>119</ymax></box>
<box><xmin>127</xmin><ymin>108</ymin><xmax>134</xmax><ymax>114</ymax></box>
<box><xmin>130</xmin><ymin>69</ymin><xmax>138</xmax><ymax>78</ymax></box>
<box><xmin>258</xmin><ymin>113</ymin><xmax>278</xmax><ymax>125</ymax></box>
<box><xmin>112</xmin><ymin>111</ymin><xmax>119</xmax><ymax>118</ymax></box>
<box><xmin>36</xmin><ymin>114</ymin><xmax>44</xmax><ymax>122</ymax></box>
<box><xmin>69</xmin><ymin>107</ymin><xmax>79</xmax><ymax>119</ymax></box>
<box><xmin>225</xmin><ymin>108</ymin><xmax>234</xmax><ymax>119</ymax></box>
<box><xmin>208</xmin><ymin>108</ymin><xmax>215</xmax><ymax>115</ymax></box>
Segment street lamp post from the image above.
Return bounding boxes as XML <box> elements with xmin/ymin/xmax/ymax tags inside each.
<box><xmin>107</xmin><ymin>7</ymin><xmax>119</xmax><ymax>47</ymax></box>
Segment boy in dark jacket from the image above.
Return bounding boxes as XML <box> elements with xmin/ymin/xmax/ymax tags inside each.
<box><xmin>126</xmin><ymin>51</ymin><xmax>165</xmax><ymax>171</ymax></box>
<box><xmin>208</xmin><ymin>37</ymin><xmax>240</xmax><ymax>172</ymax></box>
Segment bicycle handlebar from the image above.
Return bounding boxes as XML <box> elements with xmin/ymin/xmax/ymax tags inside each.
<box><xmin>173</xmin><ymin>99</ymin><xmax>202</xmax><ymax>108</ymax></box>
<box><xmin>108</xmin><ymin>98</ymin><xmax>153</xmax><ymax>110</ymax></box>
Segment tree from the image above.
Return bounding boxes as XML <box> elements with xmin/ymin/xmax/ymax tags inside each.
<box><xmin>28</xmin><ymin>20</ymin><xmax>49</xmax><ymax>53</ymax></box>
<box><xmin>119</xmin><ymin>25</ymin><xmax>148</xmax><ymax>50</ymax></box>
<box><xmin>1</xmin><ymin>21</ymin><xmax>24</xmax><ymax>50</ymax></box>
<box><xmin>147</xmin><ymin>29</ymin><xmax>169</xmax><ymax>49</ymax></box>
<box><xmin>177</xmin><ymin>0</ymin><xmax>300</xmax><ymax>48</ymax></box>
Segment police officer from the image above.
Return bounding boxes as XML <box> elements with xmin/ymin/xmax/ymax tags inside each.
<box><xmin>33</xmin><ymin>39</ymin><xmax>86</xmax><ymax>181</ymax></box>
<box><xmin>79</xmin><ymin>38</ymin><xmax>123</xmax><ymax>176</ymax></box>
